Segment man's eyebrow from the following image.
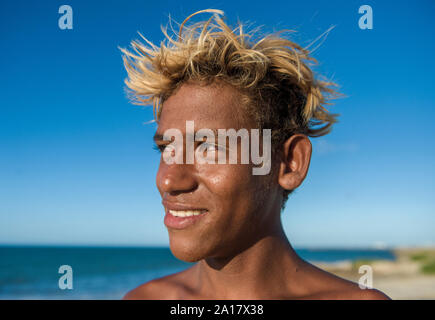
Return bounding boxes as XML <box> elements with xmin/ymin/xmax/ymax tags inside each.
<box><xmin>153</xmin><ymin>129</ymin><xmax>230</xmax><ymax>142</ymax></box>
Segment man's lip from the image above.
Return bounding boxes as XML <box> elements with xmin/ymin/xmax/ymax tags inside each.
<box><xmin>162</xmin><ymin>201</ymin><xmax>209</xmax><ymax>230</ymax></box>
<box><xmin>162</xmin><ymin>200</ymin><xmax>207</xmax><ymax>211</ymax></box>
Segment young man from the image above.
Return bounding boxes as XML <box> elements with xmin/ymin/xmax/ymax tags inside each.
<box><xmin>121</xmin><ymin>9</ymin><xmax>389</xmax><ymax>300</ymax></box>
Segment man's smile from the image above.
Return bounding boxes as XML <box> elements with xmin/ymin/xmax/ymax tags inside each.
<box><xmin>168</xmin><ymin>209</ymin><xmax>205</xmax><ymax>217</ymax></box>
<box><xmin>163</xmin><ymin>200</ymin><xmax>209</xmax><ymax>229</ymax></box>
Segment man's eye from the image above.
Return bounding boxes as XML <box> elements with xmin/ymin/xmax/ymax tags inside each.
<box><xmin>201</xmin><ymin>143</ymin><xmax>222</xmax><ymax>153</ymax></box>
<box><xmin>204</xmin><ymin>143</ymin><xmax>217</xmax><ymax>152</ymax></box>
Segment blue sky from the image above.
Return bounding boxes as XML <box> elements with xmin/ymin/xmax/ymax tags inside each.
<box><xmin>1</xmin><ymin>0</ymin><xmax>434</xmax><ymax>248</ymax></box>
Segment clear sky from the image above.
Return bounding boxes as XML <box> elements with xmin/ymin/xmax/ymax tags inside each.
<box><xmin>1</xmin><ymin>0</ymin><xmax>434</xmax><ymax>248</ymax></box>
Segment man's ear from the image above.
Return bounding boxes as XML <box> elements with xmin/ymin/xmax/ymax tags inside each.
<box><xmin>278</xmin><ymin>134</ymin><xmax>312</xmax><ymax>191</ymax></box>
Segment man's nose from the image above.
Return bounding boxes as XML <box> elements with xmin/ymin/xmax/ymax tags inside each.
<box><xmin>157</xmin><ymin>163</ymin><xmax>198</xmax><ymax>195</ymax></box>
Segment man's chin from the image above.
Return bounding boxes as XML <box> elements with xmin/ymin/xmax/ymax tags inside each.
<box><xmin>168</xmin><ymin>237</ymin><xmax>209</xmax><ymax>262</ymax></box>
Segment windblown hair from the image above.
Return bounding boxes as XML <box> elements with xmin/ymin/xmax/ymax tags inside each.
<box><xmin>121</xmin><ymin>9</ymin><xmax>340</xmax><ymax>205</ymax></box>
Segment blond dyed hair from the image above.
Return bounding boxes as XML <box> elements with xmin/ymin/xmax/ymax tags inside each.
<box><xmin>121</xmin><ymin>9</ymin><xmax>340</xmax><ymax>203</ymax></box>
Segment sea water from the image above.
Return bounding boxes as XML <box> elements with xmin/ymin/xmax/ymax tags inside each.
<box><xmin>0</xmin><ymin>246</ymin><xmax>395</xmax><ymax>299</ymax></box>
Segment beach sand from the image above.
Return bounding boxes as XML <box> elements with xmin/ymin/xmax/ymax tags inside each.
<box><xmin>315</xmin><ymin>248</ymin><xmax>435</xmax><ymax>300</ymax></box>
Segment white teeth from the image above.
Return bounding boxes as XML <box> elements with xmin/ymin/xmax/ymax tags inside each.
<box><xmin>168</xmin><ymin>209</ymin><xmax>204</xmax><ymax>217</ymax></box>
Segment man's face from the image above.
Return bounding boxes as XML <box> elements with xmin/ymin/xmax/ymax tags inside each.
<box><xmin>155</xmin><ymin>82</ymin><xmax>281</xmax><ymax>262</ymax></box>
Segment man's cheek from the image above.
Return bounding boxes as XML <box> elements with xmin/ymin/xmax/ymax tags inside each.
<box><xmin>199</xmin><ymin>164</ymin><xmax>253</xmax><ymax>187</ymax></box>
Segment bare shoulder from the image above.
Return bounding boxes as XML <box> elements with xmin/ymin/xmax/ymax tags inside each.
<box><xmin>344</xmin><ymin>288</ymin><xmax>390</xmax><ymax>300</ymax></box>
<box><xmin>123</xmin><ymin>267</ymin><xmax>196</xmax><ymax>300</ymax></box>
<box><xmin>309</xmin><ymin>284</ymin><xmax>391</xmax><ymax>300</ymax></box>
<box><xmin>297</xmin><ymin>262</ymin><xmax>390</xmax><ymax>300</ymax></box>
<box><xmin>122</xmin><ymin>277</ymin><xmax>175</xmax><ymax>300</ymax></box>
<box><xmin>314</xmin><ymin>287</ymin><xmax>391</xmax><ymax>300</ymax></box>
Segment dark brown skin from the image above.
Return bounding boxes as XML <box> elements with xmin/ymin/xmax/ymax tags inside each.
<box><xmin>124</xmin><ymin>82</ymin><xmax>390</xmax><ymax>300</ymax></box>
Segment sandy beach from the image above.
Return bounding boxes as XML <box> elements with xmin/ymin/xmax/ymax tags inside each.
<box><xmin>316</xmin><ymin>248</ymin><xmax>435</xmax><ymax>300</ymax></box>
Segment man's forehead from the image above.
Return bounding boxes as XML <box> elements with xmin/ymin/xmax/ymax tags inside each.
<box><xmin>157</xmin><ymin>83</ymin><xmax>251</xmax><ymax>131</ymax></box>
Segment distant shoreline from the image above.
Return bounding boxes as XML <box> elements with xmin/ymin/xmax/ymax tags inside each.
<box><xmin>317</xmin><ymin>247</ymin><xmax>435</xmax><ymax>299</ymax></box>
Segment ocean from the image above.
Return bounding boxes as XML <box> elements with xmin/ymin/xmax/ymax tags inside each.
<box><xmin>0</xmin><ymin>246</ymin><xmax>395</xmax><ymax>299</ymax></box>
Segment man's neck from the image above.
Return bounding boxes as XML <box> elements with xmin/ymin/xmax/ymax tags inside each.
<box><xmin>194</xmin><ymin>229</ymin><xmax>304</xmax><ymax>299</ymax></box>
